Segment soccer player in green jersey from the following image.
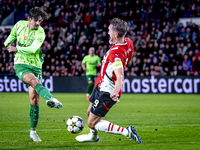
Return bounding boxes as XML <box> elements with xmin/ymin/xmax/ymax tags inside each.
<box><xmin>82</xmin><ymin>47</ymin><xmax>101</xmax><ymax>101</ymax></box>
<box><xmin>4</xmin><ymin>7</ymin><xmax>63</xmax><ymax>142</ymax></box>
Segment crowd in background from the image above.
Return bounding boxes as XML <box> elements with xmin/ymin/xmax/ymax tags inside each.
<box><xmin>0</xmin><ymin>0</ymin><xmax>200</xmax><ymax>77</ymax></box>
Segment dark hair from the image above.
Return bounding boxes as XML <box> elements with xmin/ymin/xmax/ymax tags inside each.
<box><xmin>29</xmin><ymin>6</ymin><xmax>49</xmax><ymax>21</ymax></box>
<box><xmin>110</xmin><ymin>18</ymin><xmax>128</xmax><ymax>37</ymax></box>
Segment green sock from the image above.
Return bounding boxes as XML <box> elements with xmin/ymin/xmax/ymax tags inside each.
<box><xmin>30</xmin><ymin>104</ymin><xmax>39</xmax><ymax>130</ymax></box>
<box><xmin>88</xmin><ymin>83</ymin><xmax>94</xmax><ymax>95</ymax></box>
<box><xmin>34</xmin><ymin>84</ymin><xmax>54</xmax><ymax>100</ymax></box>
<box><xmin>87</xmin><ymin>83</ymin><xmax>91</xmax><ymax>95</ymax></box>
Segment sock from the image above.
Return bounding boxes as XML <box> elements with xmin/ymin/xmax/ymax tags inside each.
<box><xmin>30</xmin><ymin>130</ymin><xmax>36</xmax><ymax>134</ymax></box>
<box><xmin>87</xmin><ymin>83</ymin><xmax>94</xmax><ymax>95</ymax></box>
<box><xmin>87</xmin><ymin>83</ymin><xmax>93</xmax><ymax>95</ymax></box>
<box><xmin>89</xmin><ymin>128</ymin><xmax>98</xmax><ymax>138</ymax></box>
<box><xmin>34</xmin><ymin>84</ymin><xmax>54</xmax><ymax>100</ymax></box>
<box><xmin>30</xmin><ymin>104</ymin><xmax>39</xmax><ymax>131</ymax></box>
<box><xmin>95</xmin><ymin>120</ymin><xmax>129</xmax><ymax>137</ymax></box>
<box><xmin>89</xmin><ymin>83</ymin><xmax>94</xmax><ymax>95</ymax></box>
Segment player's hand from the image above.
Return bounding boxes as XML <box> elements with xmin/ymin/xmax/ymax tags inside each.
<box><xmin>87</xmin><ymin>102</ymin><xmax>93</xmax><ymax>116</ymax></box>
<box><xmin>110</xmin><ymin>93</ymin><xmax>119</xmax><ymax>103</ymax></box>
<box><xmin>7</xmin><ymin>45</ymin><xmax>18</xmax><ymax>53</ymax></box>
<box><xmin>82</xmin><ymin>66</ymin><xmax>86</xmax><ymax>71</ymax></box>
<box><xmin>87</xmin><ymin>109</ymin><xmax>90</xmax><ymax>117</ymax></box>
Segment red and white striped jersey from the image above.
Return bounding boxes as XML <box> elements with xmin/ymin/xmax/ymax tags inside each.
<box><xmin>98</xmin><ymin>37</ymin><xmax>134</xmax><ymax>96</ymax></box>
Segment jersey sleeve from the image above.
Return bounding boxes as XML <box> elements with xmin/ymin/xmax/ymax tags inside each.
<box><xmin>4</xmin><ymin>23</ymin><xmax>17</xmax><ymax>47</ymax></box>
<box><xmin>109</xmin><ymin>51</ymin><xmax>124</xmax><ymax>69</ymax></box>
<box><xmin>17</xmin><ymin>31</ymin><xmax>45</xmax><ymax>54</ymax></box>
<box><xmin>82</xmin><ymin>56</ymin><xmax>87</xmax><ymax>64</ymax></box>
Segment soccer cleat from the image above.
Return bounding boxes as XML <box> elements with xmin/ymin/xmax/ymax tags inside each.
<box><xmin>126</xmin><ymin>126</ymin><xmax>142</xmax><ymax>144</ymax></box>
<box><xmin>30</xmin><ymin>132</ymin><xmax>41</xmax><ymax>142</ymax></box>
<box><xmin>46</xmin><ymin>97</ymin><xmax>63</xmax><ymax>109</ymax></box>
<box><xmin>86</xmin><ymin>95</ymin><xmax>90</xmax><ymax>101</ymax></box>
<box><xmin>76</xmin><ymin>133</ymin><xmax>100</xmax><ymax>142</ymax></box>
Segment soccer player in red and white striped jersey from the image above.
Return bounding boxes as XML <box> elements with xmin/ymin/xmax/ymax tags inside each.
<box><xmin>76</xmin><ymin>18</ymin><xmax>142</xmax><ymax>144</ymax></box>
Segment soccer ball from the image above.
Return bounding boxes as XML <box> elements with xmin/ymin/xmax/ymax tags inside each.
<box><xmin>66</xmin><ymin>116</ymin><xmax>84</xmax><ymax>134</ymax></box>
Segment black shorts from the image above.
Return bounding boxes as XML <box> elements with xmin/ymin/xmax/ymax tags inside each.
<box><xmin>90</xmin><ymin>85</ymin><xmax>116</xmax><ymax>117</ymax></box>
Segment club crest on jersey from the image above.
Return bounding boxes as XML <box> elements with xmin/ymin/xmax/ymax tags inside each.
<box><xmin>24</xmin><ymin>36</ymin><xmax>28</xmax><ymax>40</ymax></box>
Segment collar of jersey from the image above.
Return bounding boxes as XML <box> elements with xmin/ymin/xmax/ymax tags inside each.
<box><xmin>112</xmin><ymin>39</ymin><xmax>127</xmax><ymax>46</ymax></box>
<box><xmin>27</xmin><ymin>23</ymin><xmax>37</xmax><ymax>31</ymax></box>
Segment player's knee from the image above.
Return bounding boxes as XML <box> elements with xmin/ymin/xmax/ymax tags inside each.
<box><xmin>30</xmin><ymin>78</ymin><xmax>41</xmax><ymax>88</ymax></box>
<box><xmin>87</xmin><ymin>121</ymin><xmax>96</xmax><ymax>129</ymax></box>
<box><xmin>30</xmin><ymin>95</ymin><xmax>39</xmax><ymax>106</ymax></box>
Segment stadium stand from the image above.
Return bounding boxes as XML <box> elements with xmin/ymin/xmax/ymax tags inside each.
<box><xmin>0</xmin><ymin>0</ymin><xmax>200</xmax><ymax>76</ymax></box>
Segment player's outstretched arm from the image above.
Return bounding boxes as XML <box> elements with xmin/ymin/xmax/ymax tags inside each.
<box><xmin>82</xmin><ymin>62</ymin><xmax>86</xmax><ymax>71</ymax></box>
<box><xmin>16</xmin><ymin>32</ymin><xmax>45</xmax><ymax>54</ymax></box>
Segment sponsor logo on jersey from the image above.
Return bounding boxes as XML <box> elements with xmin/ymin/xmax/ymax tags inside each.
<box><xmin>18</xmin><ymin>41</ymin><xmax>28</xmax><ymax>47</ymax></box>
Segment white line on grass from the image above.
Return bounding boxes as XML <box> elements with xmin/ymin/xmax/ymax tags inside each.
<box><xmin>1</xmin><ymin>124</ymin><xmax>199</xmax><ymax>133</ymax></box>
<box><xmin>0</xmin><ymin>129</ymin><xmax>66</xmax><ymax>133</ymax></box>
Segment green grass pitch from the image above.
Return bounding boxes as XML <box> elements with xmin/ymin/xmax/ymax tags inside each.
<box><xmin>0</xmin><ymin>93</ymin><xmax>200</xmax><ymax>150</ymax></box>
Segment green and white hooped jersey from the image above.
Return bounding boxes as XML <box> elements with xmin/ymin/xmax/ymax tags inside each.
<box><xmin>4</xmin><ymin>20</ymin><xmax>45</xmax><ymax>69</ymax></box>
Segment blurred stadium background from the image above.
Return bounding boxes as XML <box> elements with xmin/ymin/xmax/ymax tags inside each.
<box><xmin>0</xmin><ymin>0</ymin><xmax>200</xmax><ymax>93</ymax></box>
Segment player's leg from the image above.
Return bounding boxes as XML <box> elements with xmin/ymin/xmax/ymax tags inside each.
<box><xmin>76</xmin><ymin>86</ymin><xmax>101</xmax><ymax>142</ymax></box>
<box><xmin>86</xmin><ymin>75</ymin><xmax>93</xmax><ymax>101</ymax></box>
<box><xmin>22</xmin><ymin>73</ymin><xmax>62</xmax><ymax>109</ymax></box>
<box><xmin>76</xmin><ymin>112</ymin><xmax>102</xmax><ymax>142</ymax></box>
<box><xmin>89</xmin><ymin>75</ymin><xmax>95</xmax><ymax>94</ymax></box>
<box><xmin>76</xmin><ymin>88</ymin><xmax>142</xmax><ymax>143</ymax></box>
<box><xmin>23</xmin><ymin>73</ymin><xmax>52</xmax><ymax>99</ymax></box>
<box><xmin>89</xmin><ymin>81</ymin><xmax>94</xmax><ymax>95</ymax></box>
<box><xmin>15</xmin><ymin>64</ymin><xmax>62</xmax><ymax>108</ymax></box>
<box><xmin>95</xmin><ymin>120</ymin><xmax>142</xmax><ymax>144</ymax></box>
<box><xmin>91</xmin><ymin>98</ymin><xmax>142</xmax><ymax>143</ymax></box>
<box><xmin>28</xmin><ymin>86</ymin><xmax>41</xmax><ymax>142</ymax></box>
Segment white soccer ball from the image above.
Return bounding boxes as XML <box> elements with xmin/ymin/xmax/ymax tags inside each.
<box><xmin>66</xmin><ymin>116</ymin><xmax>84</xmax><ymax>134</ymax></box>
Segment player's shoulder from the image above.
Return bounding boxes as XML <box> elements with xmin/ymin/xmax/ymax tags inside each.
<box><xmin>111</xmin><ymin>38</ymin><xmax>133</xmax><ymax>50</ymax></box>
<box><xmin>37</xmin><ymin>26</ymin><xmax>45</xmax><ymax>34</ymax></box>
<box><xmin>125</xmin><ymin>37</ymin><xmax>134</xmax><ymax>46</ymax></box>
<box><xmin>85</xmin><ymin>55</ymin><xmax>90</xmax><ymax>58</ymax></box>
<box><xmin>83</xmin><ymin>55</ymin><xmax>89</xmax><ymax>59</ymax></box>
<box><xmin>109</xmin><ymin>45</ymin><xmax>121</xmax><ymax>55</ymax></box>
<box><xmin>16</xmin><ymin>20</ymin><xmax>28</xmax><ymax>26</ymax></box>
<box><xmin>124</xmin><ymin>37</ymin><xmax>132</xmax><ymax>43</ymax></box>
<box><xmin>110</xmin><ymin>44</ymin><xmax>125</xmax><ymax>54</ymax></box>
<box><xmin>94</xmin><ymin>55</ymin><xmax>100</xmax><ymax>59</ymax></box>
<box><xmin>109</xmin><ymin>47</ymin><xmax>125</xmax><ymax>59</ymax></box>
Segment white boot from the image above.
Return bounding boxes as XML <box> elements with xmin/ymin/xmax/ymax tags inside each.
<box><xmin>76</xmin><ymin>133</ymin><xmax>100</xmax><ymax>142</ymax></box>
<box><xmin>30</xmin><ymin>131</ymin><xmax>41</xmax><ymax>142</ymax></box>
<box><xmin>46</xmin><ymin>97</ymin><xmax>63</xmax><ymax>109</ymax></box>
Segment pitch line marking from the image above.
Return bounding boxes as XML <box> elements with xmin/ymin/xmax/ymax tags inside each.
<box><xmin>1</xmin><ymin>124</ymin><xmax>200</xmax><ymax>133</ymax></box>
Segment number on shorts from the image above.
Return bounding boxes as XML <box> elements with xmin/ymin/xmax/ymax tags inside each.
<box><xmin>94</xmin><ymin>99</ymin><xmax>99</xmax><ymax>107</ymax></box>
